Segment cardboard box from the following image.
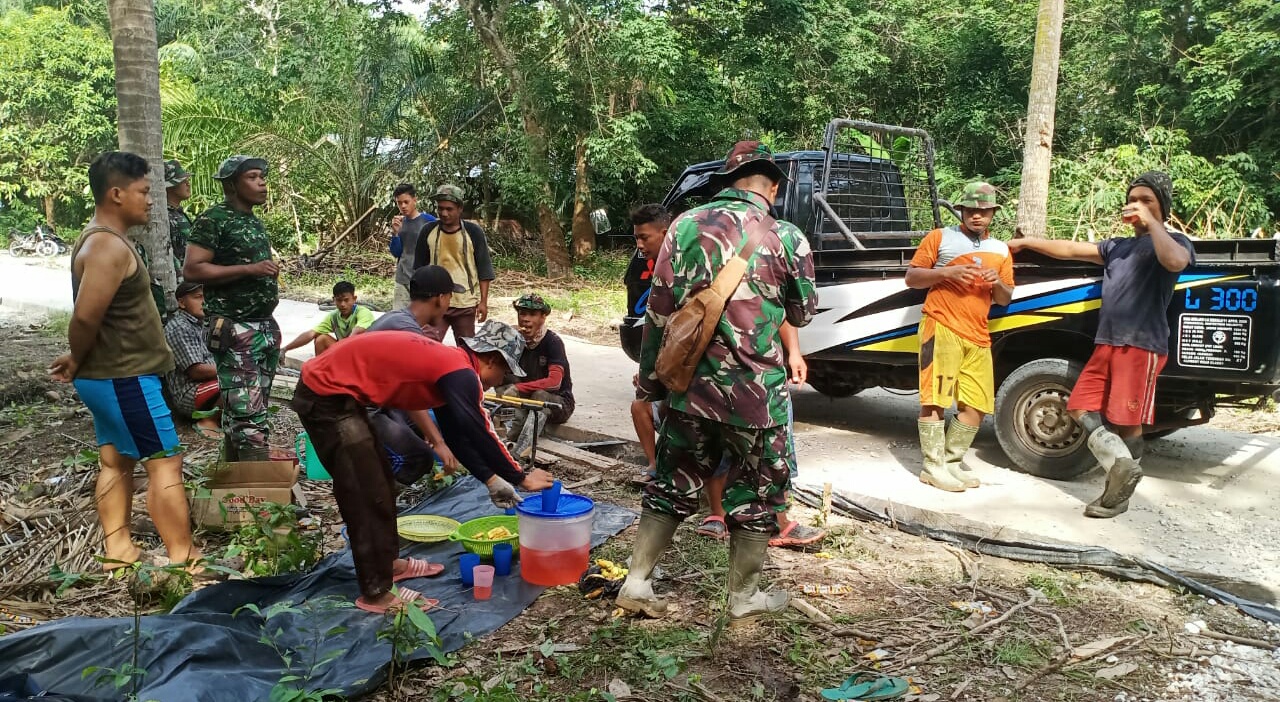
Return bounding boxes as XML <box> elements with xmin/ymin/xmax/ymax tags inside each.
<box><xmin>190</xmin><ymin>460</ymin><xmax>298</xmax><ymax>530</ymax></box>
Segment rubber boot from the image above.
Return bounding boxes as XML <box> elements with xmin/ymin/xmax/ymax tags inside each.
<box><xmin>943</xmin><ymin>420</ymin><xmax>981</xmax><ymax>488</ymax></box>
<box><xmin>616</xmin><ymin>510</ymin><xmax>679</xmax><ymax>617</ymax></box>
<box><xmin>727</xmin><ymin>530</ymin><xmax>790</xmax><ymax>626</ymax></box>
<box><xmin>1084</xmin><ymin>429</ymin><xmax>1142</xmax><ymax>519</ymax></box>
<box><xmin>918</xmin><ymin>419</ymin><xmax>964</xmax><ymax>492</ymax></box>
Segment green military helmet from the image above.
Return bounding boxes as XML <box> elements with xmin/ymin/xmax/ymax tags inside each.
<box><xmin>955</xmin><ymin>181</ymin><xmax>1001</xmax><ymax>210</ymax></box>
<box><xmin>459</xmin><ymin>320</ymin><xmax>527</xmax><ymax>378</ymax></box>
<box><xmin>513</xmin><ymin>293</ymin><xmax>551</xmax><ymax>313</ymax></box>
<box><xmin>432</xmin><ymin>183</ymin><xmax>465</xmax><ymax>204</ymax></box>
<box><xmin>164</xmin><ymin>159</ymin><xmax>191</xmax><ymax>187</ymax></box>
<box><xmin>213</xmin><ymin>155</ymin><xmax>269</xmax><ymax>181</ymax></box>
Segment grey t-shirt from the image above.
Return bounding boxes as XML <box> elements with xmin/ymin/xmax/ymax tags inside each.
<box><xmin>1094</xmin><ymin>230</ymin><xmax>1196</xmax><ymax>355</ymax></box>
<box><xmin>394</xmin><ymin>214</ymin><xmax>434</xmax><ymax>286</ymax></box>
<box><xmin>367</xmin><ymin>308</ymin><xmax>426</xmax><ymax>335</ymax></box>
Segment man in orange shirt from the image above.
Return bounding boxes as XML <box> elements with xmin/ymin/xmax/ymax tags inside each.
<box><xmin>905</xmin><ymin>182</ymin><xmax>1014</xmax><ymax>491</ymax></box>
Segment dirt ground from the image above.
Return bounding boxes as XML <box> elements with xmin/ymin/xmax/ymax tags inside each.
<box><xmin>2</xmin><ymin>309</ymin><xmax>1278</xmax><ymax>701</ymax></box>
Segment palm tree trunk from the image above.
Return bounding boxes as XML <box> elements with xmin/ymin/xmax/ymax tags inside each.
<box><xmin>570</xmin><ymin>133</ymin><xmax>595</xmax><ymax>259</ymax></box>
<box><xmin>107</xmin><ymin>0</ymin><xmax>175</xmax><ymax>309</ymax></box>
<box><xmin>1015</xmin><ymin>0</ymin><xmax>1065</xmax><ymax>239</ymax></box>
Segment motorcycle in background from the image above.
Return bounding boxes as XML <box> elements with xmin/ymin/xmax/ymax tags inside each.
<box><xmin>7</xmin><ymin>224</ymin><xmax>68</xmax><ymax>257</ymax></box>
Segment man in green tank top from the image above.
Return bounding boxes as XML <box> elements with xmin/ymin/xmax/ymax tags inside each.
<box><xmin>183</xmin><ymin>155</ymin><xmax>281</xmax><ymax>461</ymax></box>
<box><xmin>50</xmin><ymin>151</ymin><xmax>203</xmax><ymax>574</ymax></box>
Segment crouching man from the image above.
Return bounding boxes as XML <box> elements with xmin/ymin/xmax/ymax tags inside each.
<box><xmin>292</xmin><ymin>321</ymin><xmax>555</xmax><ymax>613</ymax></box>
<box><xmin>497</xmin><ymin>293</ymin><xmax>575</xmax><ymax>459</ymax></box>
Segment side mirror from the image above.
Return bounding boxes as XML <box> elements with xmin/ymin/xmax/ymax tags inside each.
<box><xmin>590</xmin><ymin>208</ymin><xmax>611</xmax><ymax>236</ymax></box>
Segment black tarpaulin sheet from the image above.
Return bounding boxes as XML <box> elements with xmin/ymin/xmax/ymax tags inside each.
<box><xmin>0</xmin><ymin>477</ymin><xmax>637</xmax><ymax>701</ymax></box>
<box><xmin>794</xmin><ymin>485</ymin><xmax>1280</xmax><ymax>624</ymax></box>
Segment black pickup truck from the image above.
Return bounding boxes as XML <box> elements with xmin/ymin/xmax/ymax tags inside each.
<box><xmin>622</xmin><ymin>119</ymin><xmax>1280</xmax><ymax>480</ymax></box>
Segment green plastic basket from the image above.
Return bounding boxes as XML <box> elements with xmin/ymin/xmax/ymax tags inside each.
<box><xmin>449</xmin><ymin>515</ymin><xmax>520</xmax><ymax>557</ymax></box>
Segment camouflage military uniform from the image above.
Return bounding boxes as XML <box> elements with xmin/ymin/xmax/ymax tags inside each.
<box><xmin>637</xmin><ymin>186</ymin><xmax>817</xmax><ymax>533</ymax></box>
<box><xmin>168</xmin><ymin>204</ymin><xmax>191</xmax><ymax>269</ymax></box>
<box><xmin>189</xmin><ymin>200</ymin><xmax>280</xmax><ymax>461</ymax></box>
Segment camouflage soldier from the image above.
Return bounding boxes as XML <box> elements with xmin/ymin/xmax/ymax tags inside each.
<box><xmin>183</xmin><ymin>155</ymin><xmax>280</xmax><ymax>461</ymax></box>
<box><xmin>165</xmin><ymin>159</ymin><xmax>193</xmax><ymax>270</ymax></box>
<box><xmin>620</xmin><ymin>141</ymin><xmax>817</xmax><ymax>625</ymax></box>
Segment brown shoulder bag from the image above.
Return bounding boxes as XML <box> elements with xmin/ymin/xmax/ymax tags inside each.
<box><xmin>655</xmin><ymin>214</ymin><xmax>773</xmax><ymax>393</ymax></box>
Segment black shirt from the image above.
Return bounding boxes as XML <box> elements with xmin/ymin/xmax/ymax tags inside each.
<box><xmin>1095</xmin><ymin>231</ymin><xmax>1196</xmax><ymax>355</ymax></box>
<box><xmin>517</xmin><ymin>329</ymin><xmax>573</xmax><ymax>400</ymax></box>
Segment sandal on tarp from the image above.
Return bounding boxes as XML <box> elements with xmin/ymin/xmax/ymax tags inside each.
<box><xmin>392</xmin><ymin>557</ymin><xmax>445</xmax><ymax>582</ymax></box>
<box><xmin>820</xmin><ymin>673</ymin><xmax>909</xmax><ymax>701</ymax></box>
<box><xmin>355</xmin><ymin>586</ymin><xmax>439</xmax><ymax>615</ymax></box>
<box><xmin>695</xmin><ymin>515</ymin><xmax>728</xmax><ymax>540</ymax></box>
<box><xmin>769</xmin><ymin>521</ymin><xmax>827</xmax><ymax>549</ymax></box>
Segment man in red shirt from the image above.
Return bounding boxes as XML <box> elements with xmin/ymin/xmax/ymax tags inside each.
<box><xmin>292</xmin><ymin>321</ymin><xmax>555</xmax><ymax>614</ymax></box>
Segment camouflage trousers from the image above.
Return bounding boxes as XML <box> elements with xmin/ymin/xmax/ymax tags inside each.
<box><xmin>644</xmin><ymin>408</ymin><xmax>792</xmax><ymax>534</ymax></box>
<box><xmin>211</xmin><ymin>318</ymin><xmax>281</xmax><ymax>461</ymax></box>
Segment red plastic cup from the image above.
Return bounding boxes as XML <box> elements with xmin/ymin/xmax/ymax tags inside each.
<box><xmin>1122</xmin><ymin>211</ymin><xmax>1140</xmax><ymax>224</ymax></box>
<box><xmin>473</xmin><ymin>565</ymin><xmax>495</xmax><ymax>600</ymax></box>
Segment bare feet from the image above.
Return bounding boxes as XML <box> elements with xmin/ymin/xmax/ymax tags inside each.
<box><xmin>101</xmin><ymin>544</ymin><xmax>142</xmax><ymax>572</ymax></box>
<box><xmin>195</xmin><ymin>418</ymin><xmax>221</xmax><ymax>440</ymax></box>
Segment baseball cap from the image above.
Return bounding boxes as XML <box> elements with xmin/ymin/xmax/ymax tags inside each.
<box><xmin>409</xmin><ymin>265</ymin><xmax>465</xmax><ymax>299</ymax></box>
<box><xmin>175</xmin><ymin>281</ymin><xmax>203</xmax><ymax>300</ymax></box>
<box><xmin>432</xmin><ymin>184</ymin><xmax>465</xmax><ymax>204</ymax></box>
<box><xmin>213</xmin><ymin>155</ymin><xmax>269</xmax><ymax>181</ymax></box>
<box><xmin>459</xmin><ymin>320</ymin><xmax>526</xmax><ymax>378</ymax></box>
<box><xmin>513</xmin><ymin>293</ymin><xmax>551</xmax><ymax>313</ymax></box>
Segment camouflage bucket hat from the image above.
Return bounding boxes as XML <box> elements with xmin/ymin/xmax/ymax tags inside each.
<box><xmin>460</xmin><ymin>320</ymin><xmax>527</xmax><ymax>378</ymax></box>
<box><xmin>432</xmin><ymin>183</ymin><xmax>465</xmax><ymax>204</ymax></box>
<box><xmin>164</xmin><ymin>160</ymin><xmax>191</xmax><ymax>187</ymax></box>
<box><xmin>213</xmin><ymin>155</ymin><xmax>269</xmax><ymax>181</ymax></box>
<box><xmin>955</xmin><ymin>181</ymin><xmax>1001</xmax><ymax>210</ymax></box>
<box><xmin>712</xmin><ymin>140</ymin><xmax>787</xmax><ymax>183</ymax></box>
<box><xmin>513</xmin><ymin>293</ymin><xmax>551</xmax><ymax>313</ymax></box>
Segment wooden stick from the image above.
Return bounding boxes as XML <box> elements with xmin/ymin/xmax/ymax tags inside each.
<box><xmin>820</xmin><ymin>482</ymin><xmax>832</xmax><ymax>525</ymax></box>
<box><xmin>1197</xmin><ymin>629</ymin><xmax>1277</xmax><ymax>651</ymax></box>
<box><xmin>900</xmin><ymin>593</ymin><xmax>1039</xmax><ymax>667</ymax></box>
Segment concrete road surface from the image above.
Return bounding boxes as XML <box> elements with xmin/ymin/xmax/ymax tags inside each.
<box><xmin>3</xmin><ymin>252</ymin><xmax>1277</xmax><ymax>601</ymax></box>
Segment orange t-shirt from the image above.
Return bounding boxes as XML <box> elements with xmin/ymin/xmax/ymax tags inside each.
<box><xmin>910</xmin><ymin>226</ymin><xmax>1014</xmax><ymax>347</ymax></box>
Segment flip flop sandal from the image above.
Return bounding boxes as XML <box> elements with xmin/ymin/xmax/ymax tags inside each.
<box><xmin>629</xmin><ymin>472</ymin><xmax>655</xmax><ymax>488</ymax></box>
<box><xmin>820</xmin><ymin>673</ymin><xmax>909</xmax><ymax>701</ymax></box>
<box><xmin>355</xmin><ymin>586</ymin><xmax>439</xmax><ymax>615</ymax></box>
<box><xmin>859</xmin><ymin>676</ymin><xmax>910</xmax><ymax>700</ymax></box>
<box><xmin>392</xmin><ymin>557</ymin><xmax>445</xmax><ymax>582</ymax></box>
<box><xmin>769</xmin><ymin>521</ymin><xmax>827</xmax><ymax>549</ymax></box>
<box><xmin>695</xmin><ymin>515</ymin><xmax>728</xmax><ymax>540</ymax></box>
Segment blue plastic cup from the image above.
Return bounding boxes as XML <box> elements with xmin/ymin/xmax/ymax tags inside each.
<box><xmin>460</xmin><ymin>553</ymin><xmax>481</xmax><ymax>586</ymax></box>
<box><xmin>542</xmin><ymin>480</ymin><xmax>563</xmax><ymax>512</ymax></box>
<box><xmin>492</xmin><ymin>543</ymin><xmax>513</xmax><ymax>577</ymax></box>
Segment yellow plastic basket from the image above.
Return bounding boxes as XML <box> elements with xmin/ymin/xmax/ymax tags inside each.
<box><xmin>396</xmin><ymin>515</ymin><xmax>462</xmax><ymax>543</ymax></box>
<box><xmin>449</xmin><ymin>515</ymin><xmax>520</xmax><ymax>557</ymax></box>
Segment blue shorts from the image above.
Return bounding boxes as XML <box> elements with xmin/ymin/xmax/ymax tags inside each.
<box><xmin>715</xmin><ymin>398</ymin><xmax>798</xmax><ymax>479</ymax></box>
<box><xmin>73</xmin><ymin>375</ymin><xmax>181</xmax><ymax>460</ymax></box>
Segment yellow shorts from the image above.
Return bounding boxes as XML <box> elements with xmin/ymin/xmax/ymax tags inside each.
<box><xmin>918</xmin><ymin>316</ymin><xmax>994</xmax><ymax>414</ymax></box>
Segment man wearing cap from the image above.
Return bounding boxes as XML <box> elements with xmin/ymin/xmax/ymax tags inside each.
<box><xmin>183</xmin><ymin>155</ymin><xmax>280</xmax><ymax>461</ymax></box>
<box><xmin>165</xmin><ymin>159</ymin><xmax>193</xmax><ymax>271</ymax></box>
<box><xmin>1009</xmin><ymin>172</ymin><xmax>1194</xmax><ymax>518</ymax></box>
<box><xmin>497</xmin><ymin>293</ymin><xmax>575</xmax><ymax>459</ymax></box>
<box><xmin>292</xmin><ymin>320</ymin><xmax>554</xmax><ymax>614</ymax></box>
<box><xmin>412</xmin><ymin>184</ymin><xmax>495</xmax><ymax>341</ymax></box>
<box><xmin>621</xmin><ymin>140</ymin><xmax>817</xmax><ymax>625</ymax></box>
<box><xmin>905</xmin><ymin>182</ymin><xmax>1015</xmax><ymax>493</ymax></box>
<box><xmin>163</xmin><ymin>281</ymin><xmax>222</xmax><ymax>439</ymax></box>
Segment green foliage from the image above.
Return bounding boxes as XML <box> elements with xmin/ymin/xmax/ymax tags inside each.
<box><xmin>224</xmin><ymin>501</ymin><xmax>321</xmax><ymax>577</ymax></box>
<box><xmin>235</xmin><ymin>596</ymin><xmax>353</xmax><ymax>702</ymax></box>
<box><xmin>376</xmin><ymin>591</ymin><xmax>453</xmax><ymax>695</ymax></box>
<box><xmin>0</xmin><ymin>7</ymin><xmax>115</xmax><ymax>226</ymax></box>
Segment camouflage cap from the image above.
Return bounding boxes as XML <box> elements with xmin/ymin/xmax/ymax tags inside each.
<box><xmin>513</xmin><ymin>293</ymin><xmax>551</xmax><ymax>313</ymax></box>
<box><xmin>432</xmin><ymin>183</ymin><xmax>465</xmax><ymax>204</ymax></box>
<box><xmin>712</xmin><ymin>140</ymin><xmax>787</xmax><ymax>183</ymax></box>
<box><xmin>955</xmin><ymin>181</ymin><xmax>1001</xmax><ymax>210</ymax></box>
<box><xmin>164</xmin><ymin>159</ymin><xmax>191</xmax><ymax>187</ymax></box>
<box><xmin>459</xmin><ymin>320</ymin><xmax>527</xmax><ymax>378</ymax></box>
<box><xmin>213</xmin><ymin>155</ymin><xmax>269</xmax><ymax>181</ymax></box>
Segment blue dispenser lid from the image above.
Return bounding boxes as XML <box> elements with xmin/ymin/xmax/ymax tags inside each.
<box><xmin>516</xmin><ymin>493</ymin><xmax>594</xmax><ymax>519</ymax></box>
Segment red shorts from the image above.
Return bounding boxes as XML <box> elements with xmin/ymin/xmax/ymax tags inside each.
<box><xmin>1066</xmin><ymin>344</ymin><xmax>1166</xmax><ymax>427</ymax></box>
<box><xmin>194</xmin><ymin>380</ymin><xmax>221</xmax><ymax>411</ymax></box>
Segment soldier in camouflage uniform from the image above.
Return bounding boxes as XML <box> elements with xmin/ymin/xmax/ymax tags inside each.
<box><xmin>165</xmin><ymin>159</ymin><xmax>193</xmax><ymax>272</ymax></box>
<box><xmin>183</xmin><ymin>155</ymin><xmax>281</xmax><ymax>461</ymax></box>
<box><xmin>619</xmin><ymin>141</ymin><xmax>817</xmax><ymax>625</ymax></box>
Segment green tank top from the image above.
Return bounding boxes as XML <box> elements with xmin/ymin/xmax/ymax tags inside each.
<box><xmin>70</xmin><ymin>226</ymin><xmax>174</xmax><ymax>379</ymax></box>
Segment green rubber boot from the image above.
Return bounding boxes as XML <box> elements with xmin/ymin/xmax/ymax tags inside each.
<box><xmin>918</xmin><ymin>419</ymin><xmax>964</xmax><ymax>492</ymax></box>
<box><xmin>616</xmin><ymin>510</ymin><xmax>679</xmax><ymax>617</ymax></box>
<box><xmin>943</xmin><ymin>420</ymin><xmax>981</xmax><ymax>488</ymax></box>
<box><xmin>727</xmin><ymin>530</ymin><xmax>789</xmax><ymax>626</ymax></box>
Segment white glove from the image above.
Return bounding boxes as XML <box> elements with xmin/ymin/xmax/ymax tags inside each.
<box><xmin>486</xmin><ymin>476</ymin><xmax>524</xmax><ymax>509</ymax></box>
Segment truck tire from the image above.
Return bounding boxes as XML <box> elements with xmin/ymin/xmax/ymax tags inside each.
<box><xmin>994</xmin><ymin>358</ymin><xmax>1095</xmax><ymax>481</ymax></box>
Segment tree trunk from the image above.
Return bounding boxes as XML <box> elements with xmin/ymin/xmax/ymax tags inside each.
<box><xmin>43</xmin><ymin>196</ymin><xmax>54</xmax><ymax>227</ymax></box>
<box><xmin>462</xmin><ymin>0</ymin><xmax>573</xmax><ymax>279</ymax></box>
<box><xmin>570</xmin><ymin>133</ymin><xmax>595</xmax><ymax>259</ymax></box>
<box><xmin>1015</xmin><ymin>0</ymin><xmax>1065</xmax><ymax>239</ymax></box>
<box><xmin>106</xmin><ymin>0</ymin><xmax>176</xmax><ymax>310</ymax></box>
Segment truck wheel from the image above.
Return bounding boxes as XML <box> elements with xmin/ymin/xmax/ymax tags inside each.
<box><xmin>994</xmin><ymin>358</ymin><xmax>1095</xmax><ymax>481</ymax></box>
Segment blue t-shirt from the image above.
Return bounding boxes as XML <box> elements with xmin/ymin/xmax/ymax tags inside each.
<box><xmin>1095</xmin><ymin>231</ymin><xmax>1196</xmax><ymax>355</ymax></box>
<box><xmin>367</xmin><ymin>308</ymin><xmax>426</xmax><ymax>335</ymax></box>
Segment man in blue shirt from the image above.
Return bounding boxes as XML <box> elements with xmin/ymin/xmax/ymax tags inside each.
<box><xmin>389</xmin><ymin>183</ymin><xmax>437</xmax><ymax>309</ymax></box>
